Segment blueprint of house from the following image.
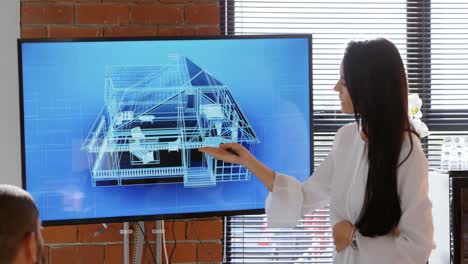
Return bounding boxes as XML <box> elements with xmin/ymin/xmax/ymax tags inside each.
<box><xmin>82</xmin><ymin>55</ymin><xmax>260</xmax><ymax>188</ymax></box>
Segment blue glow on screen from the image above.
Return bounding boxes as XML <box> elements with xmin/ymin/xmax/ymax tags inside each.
<box><xmin>20</xmin><ymin>37</ymin><xmax>311</xmax><ymax>222</ymax></box>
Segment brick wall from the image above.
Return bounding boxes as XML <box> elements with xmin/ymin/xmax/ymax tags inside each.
<box><xmin>20</xmin><ymin>0</ymin><xmax>220</xmax><ymax>38</ymax></box>
<box><xmin>20</xmin><ymin>0</ymin><xmax>223</xmax><ymax>263</ymax></box>
<box><xmin>41</xmin><ymin>219</ymin><xmax>223</xmax><ymax>263</ymax></box>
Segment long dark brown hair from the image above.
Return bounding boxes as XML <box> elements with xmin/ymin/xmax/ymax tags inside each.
<box><xmin>342</xmin><ymin>38</ymin><xmax>416</xmax><ymax>237</ymax></box>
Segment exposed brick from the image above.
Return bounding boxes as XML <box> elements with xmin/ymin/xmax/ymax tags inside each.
<box><xmin>143</xmin><ymin>221</ymin><xmax>157</xmax><ymax>242</ymax></box>
<box><xmin>43</xmin><ymin>246</ymin><xmax>50</xmax><ymax>264</ymax></box>
<box><xmin>142</xmin><ymin>243</ymin><xmax>158</xmax><ymax>263</ymax></box>
<box><xmin>106</xmin><ymin>244</ymin><xmax>157</xmax><ymax>263</ymax></box>
<box><xmin>105</xmin><ymin>244</ymin><xmax>125</xmax><ymax>264</ymax></box>
<box><xmin>21</xmin><ymin>4</ymin><xmax>74</xmax><ymax>25</ymax></box>
<box><xmin>160</xmin><ymin>0</ymin><xmax>192</xmax><ymax>3</ymax></box>
<box><xmin>50</xmin><ymin>245</ymin><xmax>104</xmax><ymax>264</ymax></box>
<box><xmin>142</xmin><ymin>221</ymin><xmax>186</xmax><ymax>242</ymax></box>
<box><xmin>193</xmin><ymin>0</ymin><xmax>220</xmax><ymax>2</ymax></box>
<box><xmin>195</xmin><ymin>26</ymin><xmax>220</xmax><ymax>36</ymax></box>
<box><xmin>185</xmin><ymin>4</ymin><xmax>220</xmax><ymax>25</ymax></box>
<box><xmin>76</xmin><ymin>4</ymin><xmax>130</xmax><ymax>25</ymax></box>
<box><xmin>159</xmin><ymin>25</ymin><xmax>220</xmax><ymax>36</ymax></box>
<box><xmin>78</xmin><ymin>223</ymin><xmax>124</xmax><ymax>243</ymax></box>
<box><xmin>164</xmin><ymin>243</ymin><xmax>196</xmax><ymax>263</ymax></box>
<box><xmin>164</xmin><ymin>220</ymin><xmax>187</xmax><ymax>241</ymax></box>
<box><xmin>103</xmin><ymin>26</ymin><xmax>158</xmax><ymax>37</ymax></box>
<box><xmin>197</xmin><ymin>242</ymin><xmax>222</xmax><ymax>263</ymax></box>
<box><xmin>21</xmin><ymin>0</ymin><xmax>74</xmax><ymax>2</ymax></box>
<box><xmin>48</xmin><ymin>26</ymin><xmax>103</xmax><ymax>37</ymax></box>
<box><xmin>158</xmin><ymin>26</ymin><xmax>195</xmax><ymax>36</ymax></box>
<box><xmin>131</xmin><ymin>4</ymin><xmax>183</xmax><ymax>25</ymax></box>
<box><xmin>135</xmin><ymin>0</ymin><xmax>192</xmax><ymax>3</ymax></box>
<box><xmin>102</xmin><ymin>0</ymin><xmax>133</xmax><ymax>2</ymax></box>
<box><xmin>186</xmin><ymin>219</ymin><xmax>223</xmax><ymax>240</ymax></box>
<box><xmin>42</xmin><ymin>225</ymin><xmax>77</xmax><ymax>244</ymax></box>
<box><xmin>21</xmin><ymin>27</ymin><xmax>47</xmax><ymax>38</ymax></box>
<box><xmin>76</xmin><ymin>0</ymin><xmax>101</xmax><ymax>3</ymax></box>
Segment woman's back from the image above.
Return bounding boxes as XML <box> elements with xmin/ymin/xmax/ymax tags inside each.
<box><xmin>322</xmin><ymin>122</ymin><xmax>432</xmax><ymax>263</ymax></box>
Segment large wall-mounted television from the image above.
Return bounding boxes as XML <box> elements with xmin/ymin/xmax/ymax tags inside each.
<box><xmin>18</xmin><ymin>35</ymin><xmax>312</xmax><ymax>225</ymax></box>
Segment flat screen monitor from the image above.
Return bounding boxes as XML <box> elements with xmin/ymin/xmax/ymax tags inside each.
<box><xmin>18</xmin><ymin>35</ymin><xmax>312</xmax><ymax>225</ymax></box>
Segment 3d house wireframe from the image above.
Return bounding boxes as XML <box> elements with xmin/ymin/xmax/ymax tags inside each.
<box><xmin>82</xmin><ymin>55</ymin><xmax>260</xmax><ymax>187</ymax></box>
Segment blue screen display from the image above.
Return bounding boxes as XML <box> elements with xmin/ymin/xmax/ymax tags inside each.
<box><xmin>20</xmin><ymin>37</ymin><xmax>311</xmax><ymax>222</ymax></box>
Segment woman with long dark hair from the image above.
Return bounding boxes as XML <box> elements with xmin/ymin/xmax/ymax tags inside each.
<box><xmin>199</xmin><ymin>38</ymin><xmax>433</xmax><ymax>263</ymax></box>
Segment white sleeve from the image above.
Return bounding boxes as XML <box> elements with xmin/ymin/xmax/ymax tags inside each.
<box><xmin>265</xmin><ymin>128</ymin><xmax>341</xmax><ymax>228</ymax></box>
<box><xmin>355</xmin><ymin>142</ymin><xmax>434</xmax><ymax>263</ymax></box>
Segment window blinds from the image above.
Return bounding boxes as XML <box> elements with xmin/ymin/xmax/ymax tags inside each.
<box><xmin>222</xmin><ymin>1</ymin><xmax>468</xmax><ymax>262</ymax></box>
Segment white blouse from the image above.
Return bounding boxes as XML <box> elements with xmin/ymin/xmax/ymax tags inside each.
<box><xmin>265</xmin><ymin>122</ymin><xmax>434</xmax><ymax>264</ymax></box>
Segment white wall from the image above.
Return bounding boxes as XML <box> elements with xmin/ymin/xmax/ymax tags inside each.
<box><xmin>0</xmin><ymin>0</ymin><xmax>21</xmax><ymax>186</ymax></box>
<box><xmin>428</xmin><ymin>172</ymin><xmax>450</xmax><ymax>264</ymax></box>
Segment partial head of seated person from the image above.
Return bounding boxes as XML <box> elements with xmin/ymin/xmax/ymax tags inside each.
<box><xmin>0</xmin><ymin>184</ymin><xmax>45</xmax><ymax>264</ymax></box>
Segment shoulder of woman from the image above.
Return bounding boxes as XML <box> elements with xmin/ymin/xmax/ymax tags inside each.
<box><xmin>334</xmin><ymin>122</ymin><xmax>358</xmax><ymax>142</ymax></box>
<box><xmin>328</xmin><ymin>122</ymin><xmax>360</xmax><ymax>153</ymax></box>
<box><xmin>399</xmin><ymin>131</ymin><xmax>427</xmax><ymax>168</ymax></box>
<box><xmin>337</xmin><ymin>122</ymin><xmax>357</xmax><ymax>135</ymax></box>
<box><xmin>401</xmin><ymin>131</ymin><xmax>423</xmax><ymax>153</ymax></box>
